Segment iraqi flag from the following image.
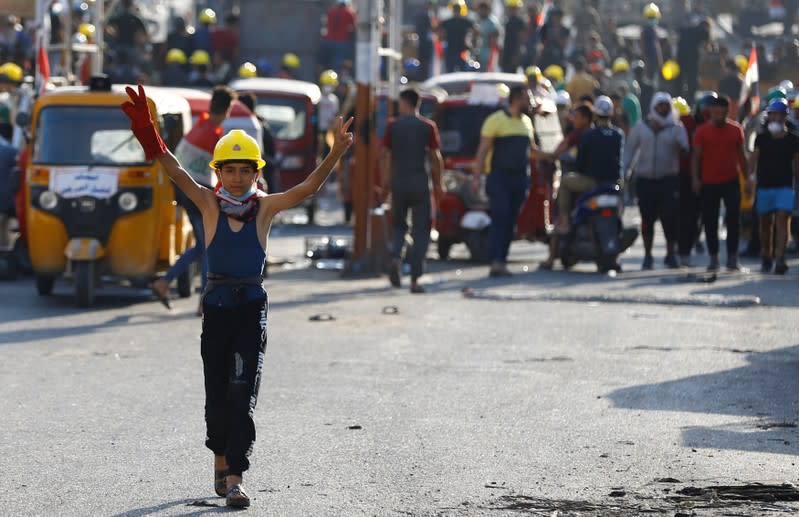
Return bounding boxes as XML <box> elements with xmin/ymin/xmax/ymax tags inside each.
<box><xmin>739</xmin><ymin>47</ymin><xmax>759</xmax><ymax>116</ymax></box>
<box><xmin>36</xmin><ymin>35</ymin><xmax>50</xmax><ymax>96</ymax></box>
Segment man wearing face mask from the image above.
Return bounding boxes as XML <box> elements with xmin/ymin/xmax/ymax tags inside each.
<box><xmin>691</xmin><ymin>95</ymin><xmax>747</xmax><ymax>272</ymax></box>
<box><xmin>623</xmin><ymin>92</ymin><xmax>689</xmax><ymax>269</ymax></box>
<box><xmin>747</xmin><ymin>98</ymin><xmax>799</xmax><ymax>274</ymax></box>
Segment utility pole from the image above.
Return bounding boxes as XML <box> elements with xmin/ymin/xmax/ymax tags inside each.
<box><xmin>349</xmin><ymin>0</ymin><xmax>381</xmax><ymax>274</ymax></box>
<box><xmin>92</xmin><ymin>0</ymin><xmax>105</xmax><ymax>75</ymax></box>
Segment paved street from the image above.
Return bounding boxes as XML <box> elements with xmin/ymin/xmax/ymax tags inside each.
<box><xmin>2</xmin><ymin>194</ymin><xmax>799</xmax><ymax>516</ymax></box>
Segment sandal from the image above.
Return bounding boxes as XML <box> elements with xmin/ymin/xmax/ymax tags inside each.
<box><xmin>226</xmin><ymin>484</ymin><xmax>250</xmax><ymax>508</ymax></box>
<box><xmin>214</xmin><ymin>468</ymin><xmax>228</xmax><ymax>497</ymax></box>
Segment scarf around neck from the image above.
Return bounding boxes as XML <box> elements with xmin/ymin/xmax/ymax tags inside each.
<box><xmin>214</xmin><ymin>183</ymin><xmax>266</xmax><ymax>222</ymax></box>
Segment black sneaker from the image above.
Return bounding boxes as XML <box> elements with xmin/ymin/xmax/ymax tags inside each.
<box><xmin>707</xmin><ymin>255</ymin><xmax>720</xmax><ymax>272</ymax></box>
<box><xmin>664</xmin><ymin>254</ymin><xmax>679</xmax><ymax>269</ymax></box>
<box><xmin>775</xmin><ymin>260</ymin><xmax>789</xmax><ymax>275</ymax></box>
<box><xmin>726</xmin><ymin>255</ymin><xmax>740</xmax><ymax>272</ymax></box>
<box><xmin>388</xmin><ymin>259</ymin><xmax>401</xmax><ymax>288</ymax></box>
<box><xmin>642</xmin><ymin>255</ymin><xmax>654</xmax><ymax>270</ymax></box>
<box><xmin>761</xmin><ymin>258</ymin><xmax>773</xmax><ymax>273</ymax></box>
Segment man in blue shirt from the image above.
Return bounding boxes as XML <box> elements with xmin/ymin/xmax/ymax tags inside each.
<box><xmin>556</xmin><ymin>95</ymin><xmax>625</xmax><ymax>232</ymax></box>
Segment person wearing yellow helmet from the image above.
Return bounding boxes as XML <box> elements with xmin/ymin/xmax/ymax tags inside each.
<box><xmin>318</xmin><ymin>69</ymin><xmax>341</xmax><ymax>158</ymax></box>
<box><xmin>278</xmin><ymin>53</ymin><xmax>300</xmax><ymax>79</ymax></box>
<box><xmin>78</xmin><ymin>23</ymin><xmax>96</xmax><ymax>41</ymax></box>
<box><xmin>0</xmin><ymin>62</ymin><xmax>23</xmax><ymax>85</ymax></box>
<box><xmin>734</xmin><ymin>54</ymin><xmax>748</xmax><ymax>75</ymax></box>
<box><xmin>162</xmin><ymin>48</ymin><xmax>189</xmax><ymax>86</ymax></box>
<box><xmin>121</xmin><ymin>83</ymin><xmax>353</xmax><ymax>508</ymax></box>
<box><xmin>194</xmin><ymin>8</ymin><xmax>216</xmax><ymax>56</ymax></box>
<box><xmin>640</xmin><ymin>3</ymin><xmax>663</xmax><ymax>82</ymax></box>
<box><xmin>238</xmin><ymin>62</ymin><xmax>257</xmax><ymax>79</ymax></box>
<box><xmin>441</xmin><ymin>0</ymin><xmax>477</xmax><ymax>72</ymax></box>
<box><xmin>543</xmin><ymin>64</ymin><xmax>564</xmax><ymax>84</ymax></box>
<box><xmin>501</xmin><ymin>0</ymin><xmax>526</xmax><ymax>73</ymax></box>
<box><xmin>189</xmin><ymin>50</ymin><xmax>214</xmax><ymax>87</ymax></box>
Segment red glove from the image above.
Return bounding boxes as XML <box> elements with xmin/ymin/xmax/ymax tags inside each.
<box><xmin>121</xmin><ymin>84</ymin><xmax>167</xmax><ymax>161</ymax></box>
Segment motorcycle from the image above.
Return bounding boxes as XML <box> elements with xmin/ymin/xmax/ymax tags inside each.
<box><xmin>558</xmin><ymin>184</ymin><xmax>639</xmax><ymax>273</ymax></box>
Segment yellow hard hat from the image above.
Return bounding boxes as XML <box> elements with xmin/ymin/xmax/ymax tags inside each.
<box><xmin>661</xmin><ymin>59</ymin><xmax>681</xmax><ymax>80</ymax></box>
<box><xmin>319</xmin><ymin>69</ymin><xmax>339</xmax><ymax>87</ymax></box>
<box><xmin>238</xmin><ymin>62</ymin><xmax>257</xmax><ymax>78</ymax></box>
<box><xmin>0</xmin><ymin>62</ymin><xmax>23</xmax><ymax>83</ymax></box>
<box><xmin>449</xmin><ymin>0</ymin><xmax>468</xmax><ymax>16</ymax></box>
<box><xmin>543</xmin><ymin>64</ymin><xmax>564</xmax><ymax>83</ymax></box>
<box><xmin>792</xmin><ymin>97</ymin><xmax>799</xmax><ymax>109</ymax></box>
<box><xmin>210</xmin><ymin>130</ymin><xmax>266</xmax><ymax>170</ymax></box>
<box><xmin>506</xmin><ymin>0</ymin><xmax>523</xmax><ymax>7</ymax></box>
<box><xmin>525</xmin><ymin>65</ymin><xmax>542</xmax><ymax>79</ymax></box>
<box><xmin>672</xmin><ymin>96</ymin><xmax>690</xmax><ymax>117</ymax></box>
<box><xmin>612</xmin><ymin>57</ymin><xmax>630</xmax><ymax>73</ymax></box>
<box><xmin>282</xmin><ymin>53</ymin><xmax>300</xmax><ymax>69</ymax></box>
<box><xmin>78</xmin><ymin>23</ymin><xmax>95</xmax><ymax>39</ymax></box>
<box><xmin>189</xmin><ymin>49</ymin><xmax>211</xmax><ymax>66</ymax></box>
<box><xmin>643</xmin><ymin>2</ymin><xmax>661</xmax><ymax>19</ymax></box>
<box><xmin>735</xmin><ymin>54</ymin><xmax>748</xmax><ymax>74</ymax></box>
<box><xmin>199</xmin><ymin>8</ymin><xmax>217</xmax><ymax>25</ymax></box>
<box><xmin>166</xmin><ymin>48</ymin><xmax>187</xmax><ymax>65</ymax></box>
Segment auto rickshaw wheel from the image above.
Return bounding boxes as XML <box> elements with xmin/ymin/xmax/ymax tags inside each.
<box><xmin>36</xmin><ymin>274</ymin><xmax>55</xmax><ymax>295</ymax></box>
<box><xmin>75</xmin><ymin>261</ymin><xmax>95</xmax><ymax>307</ymax></box>
<box><xmin>465</xmin><ymin>229</ymin><xmax>490</xmax><ymax>263</ymax></box>
<box><xmin>176</xmin><ymin>265</ymin><xmax>193</xmax><ymax>298</ymax></box>
<box><xmin>437</xmin><ymin>239</ymin><xmax>452</xmax><ymax>261</ymax></box>
<box><xmin>306</xmin><ymin>198</ymin><xmax>316</xmax><ymax>225</ymax></box>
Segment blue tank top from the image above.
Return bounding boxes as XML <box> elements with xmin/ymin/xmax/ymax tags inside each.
<box><xmin>204</xmin><ymin>213</ymin><xmax>266</xmax><ymax>307</ymax></box>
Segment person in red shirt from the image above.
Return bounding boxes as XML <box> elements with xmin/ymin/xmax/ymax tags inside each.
<box><xmin>211</xmin><ymin>13</ymin><xmax>239</xmax><ymax>65</ymax></box>
<box><xmin>691</xmin><ymin>95</ymin><xmax>748</xmax><ymax>271</ymax></box>
<box><xmin>324</xmin><ymin>0</ymin><xmax>356</xmax><ymax>72</ymax></box>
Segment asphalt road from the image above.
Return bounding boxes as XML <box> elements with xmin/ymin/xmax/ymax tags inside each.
<box><xmin>2</xmin><ymin>195</ymin><xmax>799</xmax><ymax>516</ymax></box>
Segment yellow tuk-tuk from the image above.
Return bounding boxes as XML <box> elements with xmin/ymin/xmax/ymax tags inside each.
<box><xmin>25</xmin><ymin>77</ymin><xmax>194</xmax><ymax>306</ymax></box>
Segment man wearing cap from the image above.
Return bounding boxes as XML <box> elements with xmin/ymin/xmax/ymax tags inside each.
<box><xmin>691</xmin><ymin>95</ymin><xmax>747</xmax><ymax>271</ymax></box>
<box><xmin>623</xmin><ymin>92</ymin><xmax>689</xmax><ymax>269</ymax></box>
<box><xmin>556</xmin><ymin>96</ymin><xmax>625</xmax><ymax>233</ymax></box>
<box><xmin>747</xmin><ymin>98</ymin><xmax>799</xmax><ymax>274</ymax></box>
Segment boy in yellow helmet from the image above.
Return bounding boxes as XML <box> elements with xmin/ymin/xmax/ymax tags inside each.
<box><xmin>122</xmin><ymin>84</ymin><xmax>354</xmax><ymax>508</ymax></box>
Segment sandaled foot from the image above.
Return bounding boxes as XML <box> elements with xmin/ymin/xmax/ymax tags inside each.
<box><xmin>226</xmin><ymin>484</ymin><xmax>250</xmax><ymax>508</ymax></box>
<box><xmin>214</xmin><ymin>468</ymin><xmax>228</xmax><ymax>497</ymax></box>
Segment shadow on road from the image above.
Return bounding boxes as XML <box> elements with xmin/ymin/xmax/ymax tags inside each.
<box><xmin>109</xmin><ymin>497</ymin><xmax>232</xmax><ymax>517</ymax></box>
<box><xmin>608</xmin><ymin>344</ymin><xmax>799</xmax><ymax>456</ymax></box>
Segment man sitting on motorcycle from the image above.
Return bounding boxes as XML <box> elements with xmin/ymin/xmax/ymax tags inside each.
<box><xmin>555</xmin><ymin>95</ymin><xmax>625</xmax><ymax>233</ymax></box>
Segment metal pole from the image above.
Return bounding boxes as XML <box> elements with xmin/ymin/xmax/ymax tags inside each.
<box><xmin>63</xmin><ymin>0</ymin><xmax>73</xmax><ymax>80</ymax></box>
<box><xmin>92</xmin><ymin>0</ymin><xmax>105</xmax><ymax>75</ymax></box>
<box><xmin>388</xmin><ymin>0</ymin><xmax>398</xmax><ymax>102</ymax></box>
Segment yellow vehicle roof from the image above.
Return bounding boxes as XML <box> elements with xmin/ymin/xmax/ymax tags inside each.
<box><xmin>37</xmin><ymin>85</ymin><xmax>191</xmax><ymax>117</ymax></box>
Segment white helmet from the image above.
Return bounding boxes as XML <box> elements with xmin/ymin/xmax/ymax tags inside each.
<box><xmin>555</xmin><ymin>90</ymin><xmax>572</xmax><ymax>107</ymax></box>
<box><xmin>779</xmin><ymin>80</ymin><xmax>794</xmax><ymax>92</ymax></box>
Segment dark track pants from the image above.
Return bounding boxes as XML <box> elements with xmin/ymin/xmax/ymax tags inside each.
<box><xmin>391</xmin><ymin>178</ymin><xmax>431</xmax><ymax>281</ymax></box>
<box><xmin>701</xmin><ymin>179</ymin><xmax>740</xmax><ymax>257</ymax></box>
<box><xmin>678</xmin><ymin>173</ymin><xmax>702</xmax><ymax>256</ymax></box>
<box><xmin>201</xmin><ymin>297</ymin><xmax>268</xmax><ymax>476</ymax></box>
<box><xmin>637</xmin><ymin>176</ymin><xmax>680</xmax><ymax>252</ymax></box>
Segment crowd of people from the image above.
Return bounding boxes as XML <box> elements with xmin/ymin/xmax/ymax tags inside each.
<box><xmin>1</xmin><ymin>0</ymin><xmax>799</xmax><ymax>281</ymax></box>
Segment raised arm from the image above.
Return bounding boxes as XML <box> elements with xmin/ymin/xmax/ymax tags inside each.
<box><xmin>264</xmin><ymin>116</ymin><xmax>354</xmax><ymax>217</ymax></box>
<box><xmin>121</xmin><ymin>84</ymin><xmax>216</xmax><ymax>212</ymax></box>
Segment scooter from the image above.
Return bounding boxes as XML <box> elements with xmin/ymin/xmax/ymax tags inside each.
<box><xmin>436</xmin><ymin>170</ymin><xmax>491</xmax><ymax>262</ymax></box>
<box><xmin>558</xmin><ymin>184</ymin><xmax>639</xmax><ymax>273</ymax></box>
